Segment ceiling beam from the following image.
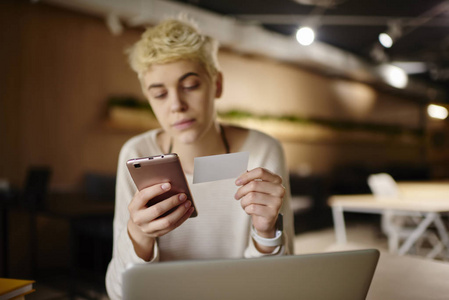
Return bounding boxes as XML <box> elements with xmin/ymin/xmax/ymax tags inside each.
<box><xmin>233</xmin><ymin>15</ymin><xmax>449</xmax><ymax>27</ymax></box>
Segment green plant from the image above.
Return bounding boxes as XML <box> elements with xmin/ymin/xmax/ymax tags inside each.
<box><xmin>107</xmin><ymin>96</ymin><xmax>154</xmax><ymax>115</ymax></box>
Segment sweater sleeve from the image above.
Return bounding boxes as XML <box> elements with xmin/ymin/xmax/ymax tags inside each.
<box><xmin>105</xmin><ymin>137</ymin><xmax>160</xmax><ymax>300</ymax></box>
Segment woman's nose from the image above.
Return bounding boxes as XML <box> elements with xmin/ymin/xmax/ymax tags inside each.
<box><xmin>170</xmin><ymin>91</ymin><xmax>188</xmax><ymax>112</ymax></box>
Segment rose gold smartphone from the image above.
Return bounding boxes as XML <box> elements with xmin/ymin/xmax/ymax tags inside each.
<box><xmin>126</xmin><ymin>153</ymin><xmax>197</xmax><ymax>218</ymax></box>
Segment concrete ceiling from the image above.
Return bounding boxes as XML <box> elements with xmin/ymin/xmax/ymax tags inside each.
<box><xmin>42</xmin><ymin>0</ymin><xmax>449</xmax><ymax>102</ymax></box>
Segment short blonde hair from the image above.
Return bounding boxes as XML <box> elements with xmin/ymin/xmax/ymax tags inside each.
<box><xmin>128</xmin><ymin>18</ymin><xmax>220</xmax><ymax>79</ymax></box>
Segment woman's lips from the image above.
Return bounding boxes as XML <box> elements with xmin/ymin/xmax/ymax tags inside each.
<box><xmin>172</xmin><ymin>119</ymin><xmax>195</xmax><ymax>130</ymax></box>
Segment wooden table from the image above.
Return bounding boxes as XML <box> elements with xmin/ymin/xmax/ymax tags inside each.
<box><xmin>368</xmin><ymin>252</ymin><xmax>449</xmax><ymax>300</ymax></box>
<box><xmin>328</xmin><ymin>186</ymin><xmax>449</xmax><ymax>258</ymax></box>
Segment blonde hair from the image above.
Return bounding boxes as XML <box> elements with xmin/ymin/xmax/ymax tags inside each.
<box><xmin>128</xmin><ymin>18</ymin><xmax>220</xmax><ymax>79</ymax></box>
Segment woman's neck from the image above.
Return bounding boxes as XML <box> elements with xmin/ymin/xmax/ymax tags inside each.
<box><xmin>161</xmin><ymin>123</ymin><xmax>227</xmax><ymax>174</ymax></box>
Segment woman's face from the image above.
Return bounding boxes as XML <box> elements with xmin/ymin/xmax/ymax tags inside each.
<box><xmin>141</xmin><ymin>60</ymin><xmax>222</xmax><ymax>145</ymax></box>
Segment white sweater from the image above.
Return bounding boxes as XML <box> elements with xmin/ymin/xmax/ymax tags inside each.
<box><xmin>106</xmin><ymin>128</ymin><xmax>295</xmax><ymax>300</ymax></box>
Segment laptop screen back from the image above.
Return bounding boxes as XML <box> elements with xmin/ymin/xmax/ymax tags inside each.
<box><xmin>122</xmin><ymin>249</ymin><xmax>379</xmax><ymax>300</ymax></box>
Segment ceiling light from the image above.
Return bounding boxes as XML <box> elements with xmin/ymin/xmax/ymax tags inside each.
<box><xmin>296</xmin><ymin>27</ymin><xmax>315</xmax><ymax>46</ymax></box>
<box><xmin>379</xmin><ymin>64</ymin><xmax>408</xmax><ymax>89</ymax></box>
<box><xmin>378</xmin><ymin>20</ymin><xmax>402</xmax><ymax>48</ymax></box>
<box><xmin>427</xmin><ymin>104</ymin><xmax>448</xmax><ymax>120</ymax></box>
<box><xmin>378</xmin><ymin>33</ymin><xmax>393</xmax><ymax>48</ymax></box>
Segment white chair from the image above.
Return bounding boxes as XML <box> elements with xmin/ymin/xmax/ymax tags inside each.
<box><xmin>367</xmin><ymin>173</ymin><xmax>439</xmax><ymax>255</ymax></box>
<box><xmin>367</xmin><ymin>173</ymin><xmax>399</xmax><ymax>198</ymax></box>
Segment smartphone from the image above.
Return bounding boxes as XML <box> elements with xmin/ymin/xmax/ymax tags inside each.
<box><xmin>126</xmin><ymin>153</ymin><xmax>197</xmax><ymax>218</ymax></box>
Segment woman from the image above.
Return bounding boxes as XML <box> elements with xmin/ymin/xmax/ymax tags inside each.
<box><xmin>106</xmin><ymin>18</ymin><xmax>294</xmax><ymax>299</ymax></box>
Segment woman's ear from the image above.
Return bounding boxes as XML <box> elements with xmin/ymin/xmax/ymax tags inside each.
<box><xmin>215</xmin><ymin>72</ymin><xmax>223</xmax><ymax>99</ymax></box>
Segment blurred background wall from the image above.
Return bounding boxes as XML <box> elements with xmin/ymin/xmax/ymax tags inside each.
<box><xmin>1</xmin><ymin>2</ymin><xmax>140</xmax><ymax>191</ymax></box>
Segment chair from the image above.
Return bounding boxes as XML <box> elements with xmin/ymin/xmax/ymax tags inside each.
<box><xmin>367</xmin><ymin>173</ymin><xmax>439</xmax><ymax>255</ymax></box>
<box><xmin>22</xmin><ymin>166</ymin><xmax>52</xmax><ymax>209</ymax></box>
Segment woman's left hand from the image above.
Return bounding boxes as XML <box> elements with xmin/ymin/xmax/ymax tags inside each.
<box><xmin>235</xmin><ymin>167</ymin><xmax>285</xmax><ymax>249</ymax></box>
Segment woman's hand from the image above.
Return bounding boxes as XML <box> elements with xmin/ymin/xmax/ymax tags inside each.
<box><xmin>234</xmin><ymin>168</ymin><xmax>285</xmax><ymax>252</ymax></box>
<box><xmin>127</xmin><ymin>182</ymin><xmax>194</xmax><ymax>261</ymax></box>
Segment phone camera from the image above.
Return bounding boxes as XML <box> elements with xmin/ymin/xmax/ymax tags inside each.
<box><xmin>134</xmin><ymin>163</ymin><xmax>141</xmax><ymax>168</ymax></box>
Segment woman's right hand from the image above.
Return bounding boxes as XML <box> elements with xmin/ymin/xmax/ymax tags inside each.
<box><xmin>127</xmin><ymin>182</ymin><xmax>194</xmax><ymax>261</ymax></box>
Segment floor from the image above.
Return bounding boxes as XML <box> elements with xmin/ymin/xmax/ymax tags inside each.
<box><xmin>295</xmin><ymin>219</ymin><xmax>389</xmax><ymax>255</ymax></box>
<box><xmin>26</xmin><ymin>217</ymin><xmax>390</xmax><ymax>300</ymax></box>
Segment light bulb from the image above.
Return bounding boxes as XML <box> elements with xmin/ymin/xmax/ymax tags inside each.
<box><xmin>296</xmin><ymin>27</ymin><xmax>315</xmax><ymax>46</ymax></box>
<box><xmin>428</xmin><ymin>104</ymin><xmax>448</xmax><ymax>120</ymax></box>
<box><xmin>379</xmin><ymin>33</ymin><xmax>393</xmax><ymax>48</ymax></box>
<box><xmin>379</xmin><ymin>64</ymin><xmax>408</xmax><ymax>89</ymax></box>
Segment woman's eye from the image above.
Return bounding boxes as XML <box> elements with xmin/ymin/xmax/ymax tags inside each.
<box><xmin>152</xmin><ymin>90</ymin><xmax>167</xmax><ymax>99</ymax></box>
<box><xmin>183</xmin><ymin>83</ymin><xmax>199</xmax><ymax>91</ymax></box>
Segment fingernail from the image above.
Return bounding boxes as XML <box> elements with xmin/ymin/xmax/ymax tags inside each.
<box><xmin>235</xmin><ymin>179</ymin><xmax>242</xmax><ymax>186</ymax></box>
<box><xmin>178</xmin><ymin>193</ymin><xmax>187</xmax><ymax>201</ymax></box>
<box><xmin>184</xmin><ymin>200</ymin><xmax>191</xmax><ymax>208</ymax></box>
<box><xmin>162</xmin><ymin>183</ymin><xmax>171</xmax><ymax>190</ymax></box>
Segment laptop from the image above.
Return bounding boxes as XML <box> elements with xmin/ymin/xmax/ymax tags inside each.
<box><xmin>122</xmin><ymin>249</ymin><xmax>379</xmax><ymax>300</ymax></box>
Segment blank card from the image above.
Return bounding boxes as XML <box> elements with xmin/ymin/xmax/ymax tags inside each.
<box><xmin>193</xmin><ymin>152</ymin><xmax>249</xmax><ymax>184</ymax></box>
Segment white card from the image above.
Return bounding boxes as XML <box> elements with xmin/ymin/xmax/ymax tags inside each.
<box><xmin>193</xmin><ymin>152</ymin><xmax>249</xmax><ymax>184</ymax></box>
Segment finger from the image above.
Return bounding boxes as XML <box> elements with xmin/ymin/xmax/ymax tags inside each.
<box><xmin>243</xmin><ymin>202</ymin><xmax>278</xmax><ymax>220</ymax></box>
<box><xmin>129</xmin><ymin>182</ymin><xmax>172</xmax><ymax>211</ymax></box>
<box><xmin>149</xmin><ymin>206</ymin><xmax>194</xmax><ymax>237</ymax></box>
<box><xmin>234</xmin><ymin>180</ymin><xmax>285</xmax><ymax>200</ymax></box>
<box><xmin>145</xmin><ymin>200</ymin><xmax>193</xmax><ymax>233</ymax></box>
<box><xmin>240</xmin><ymin>192</ymin><xmax>282</xmax><ymax>211</ymax></box>
<box><xmin>235</xmin><ymin>167</ymin><xmax>282</xmax><ymax>186</ymax></box>
<box><xmin>134</xmin><ymin>193</ymin><xmax>188</xmax><ymax>225</ymax></box>
<box><xmin>173</xmin><ymin>206</ymin><xmax>195</xmax><ymax>228</ymax></box>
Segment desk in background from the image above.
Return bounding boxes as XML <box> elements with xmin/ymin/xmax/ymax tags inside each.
<box><xmin>329</xmin><ymin>181</ymin><xmax>449</xmax><ymax>258</ymax></box>
<box><xmin>36</xmin><ymin>193</ymin><xmax>114</xmax><ymax>292</ymax></box>
<box><xmin>4</xmin><ymin>193</ymin><xmax>114</xmax><ymax>286</ymax></box>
